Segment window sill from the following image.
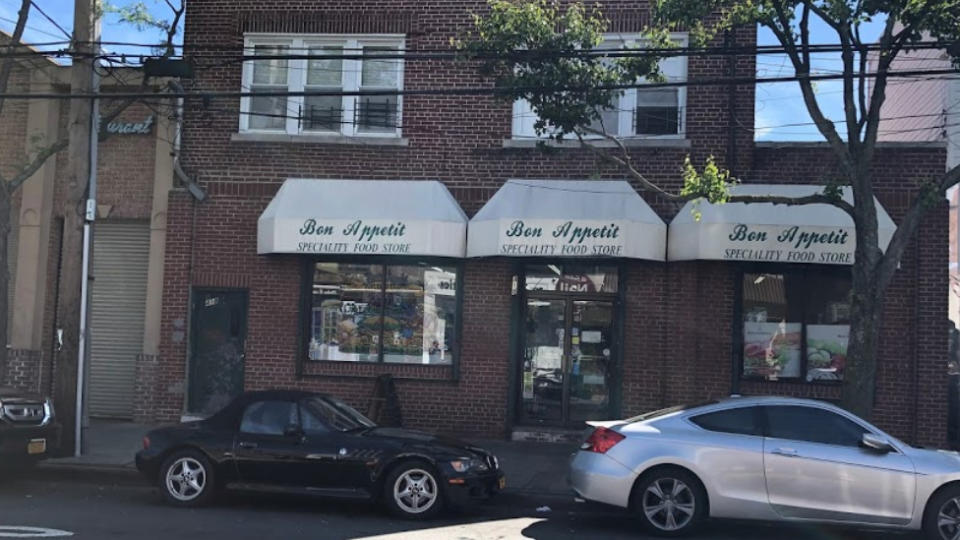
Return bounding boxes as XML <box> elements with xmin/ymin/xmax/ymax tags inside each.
<box><xmin>232</xmin><ymin>132</ymin><xmax>410</xmax><ymax>146</ymax></box>
<box><xmin>502</xmin><ymin>137</ymin><xmax>691</xmax><ymax>149</ymax></box>
<box><xmin>299</xmin><ymin>359</ymin><xmax>455</xmax><ymax>381</ymax></box>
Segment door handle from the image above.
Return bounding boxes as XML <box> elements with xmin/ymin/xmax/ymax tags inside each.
<box><xmin>772</xmin><ymin>447</ymin><xmax>798</xmax><ymax>457</ymax></box>
<box><xmin>238</xmin><ymin>441</ymin><xmax>258</xmax><ymax>450</ymax></box>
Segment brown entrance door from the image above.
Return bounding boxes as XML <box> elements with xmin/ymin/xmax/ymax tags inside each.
<box><xmin>519</xmin><ymin>297</ymin><xmax>614</xmax><ymax>428</ymax></box>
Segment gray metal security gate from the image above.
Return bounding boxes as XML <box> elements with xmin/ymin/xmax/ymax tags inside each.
<box><xmin>88</xmin><ymin>221</ymin><xmax>150</xmax><ymax>418</ymax></box>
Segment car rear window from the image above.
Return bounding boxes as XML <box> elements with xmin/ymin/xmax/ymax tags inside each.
<box><xmin>690</xmin><ymin>406</ymin><xmax>761</xmax><ymax>436</ymax></box>
<box><xmin>624</xmin><ymin>401</ymin><xmax>718</xmax><ymax>423</ymax></box>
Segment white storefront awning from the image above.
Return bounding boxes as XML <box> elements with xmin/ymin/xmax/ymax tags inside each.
<box><xmin>468</xmin><ymin>179</ymin><xmax>667</xmax><ymax>260</ymax></box>
<box><xmin>258</xmin><ymin>179</ymin><xmax>468</xmax><ymax>257</ymax></box>
<box><xmin>668</xmin><ymin>184</ymin><xmax>897</xmax><ymax>265</ymax></box>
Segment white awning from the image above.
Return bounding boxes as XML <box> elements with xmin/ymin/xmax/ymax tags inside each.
<box><xmin>258</xmin><ymin>179</ymin><xmax>468</xmax><ymax>257</ymax></box>
<box><xmin>468</xmin><ymin>180</ymin><xmax>666</xmax><ymax>260</ymax></box>
<box><xmin>668</xmin><ymin>184</ymin><xmax>897</xmax><ymax>265</ymax></box>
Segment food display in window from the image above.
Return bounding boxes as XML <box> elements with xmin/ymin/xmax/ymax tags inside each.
<box><xmin>742</xmin><ymin>322</ymin><xmax>802</xmax><ymax>379</ymax></box>
<box><xmin>806</xmin><ymin>325</ymin><xmax>849</xmax><ymax>381</ymax></box>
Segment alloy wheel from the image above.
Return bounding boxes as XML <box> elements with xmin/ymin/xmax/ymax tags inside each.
<box><xmin>642</xmin><ymin>477</ymin><xmax>696</xmax><ymax>532</ymax></box>
<box><xmin>938</xmin><ymin>497</ymin><xmax>960</xmax><ymax>540</ymax></box>
<box><xmin>393</xmin><ymin>468</ymin><xmax>438</xmax><ymax>514</ymax></box>
<box><xmin>165</xmin><ymin>457</ymin><xmax>207</xmax><ymax>502</ymax></box>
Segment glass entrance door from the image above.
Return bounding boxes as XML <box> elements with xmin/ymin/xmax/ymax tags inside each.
<box><xmin>520</xmin><ymin>298</ymin><xmax>614</xmax><ymax>427</ymax></box>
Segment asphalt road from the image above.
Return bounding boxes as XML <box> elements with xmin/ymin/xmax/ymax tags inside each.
<box><xmin>0</xmin><ymin>474</ymin><xmax>924</xmax><ymax>540</ymax></box>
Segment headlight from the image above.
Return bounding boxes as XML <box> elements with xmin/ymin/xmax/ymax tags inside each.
<box><xmin>42</xmin><ymin>398</ymin><xmax>54</xmax><ymax>424</ymax></box>
<box><xmin>450</xmin><ymin>458</ymin><xmax>489</xmax><ymax>473</ymax></box>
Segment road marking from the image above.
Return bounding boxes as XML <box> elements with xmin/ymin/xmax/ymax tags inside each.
<box><xmin>0</xmin><ymin>527</ymin><xmax>74</xmax><ymax>538</ymax></box>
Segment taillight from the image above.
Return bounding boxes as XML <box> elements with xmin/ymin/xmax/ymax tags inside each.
<box><xmin>142</xmin><ymin>436</ymin><xmax>150</xmax><ymax>450</ymax></box>
<box><xmin>581</xmin><ymin>426</ymin><xmax>625</xmax><ymax>454</ymax></box>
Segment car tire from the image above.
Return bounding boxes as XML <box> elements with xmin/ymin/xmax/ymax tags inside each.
<box><xmin>158</xmin><ymin>449</ymin><xmax>216</xmax><ymax>508</ymax></box>
<box><xmin>633</xmin><ymin>467</ymin><xmax>707</xmax><ymax>537</ymax></box>
<box><xmin>924</xmin><ymin>485</ymin><xmax>960</xmax><ymax>540</ymax></box>
<box><xmin>382</xmin><ymin>459</ymin><xmax>444</xmax><ymax>520</ymax></box>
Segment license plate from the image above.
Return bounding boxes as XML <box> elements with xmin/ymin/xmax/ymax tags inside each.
<box><xmin>27</xmin><ymin>438</ymin><xmax>46</xmax><ymax>455</ymax></box>
<box><xmin>498</xmin><ymin>476</ymin><xmax>506</xmax><ymax>490</ymax></box>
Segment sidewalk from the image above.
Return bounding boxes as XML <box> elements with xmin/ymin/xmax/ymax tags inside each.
<box><xmin>38</xmin><ymin>421</ymin><xmax>579</xmax><ymax>499</ymax></box>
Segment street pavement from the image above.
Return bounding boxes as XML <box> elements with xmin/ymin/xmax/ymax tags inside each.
<box><xmin>0</xmin><ymin>473</ymin><xmax>922</xmax><ymax>540</ymax></box>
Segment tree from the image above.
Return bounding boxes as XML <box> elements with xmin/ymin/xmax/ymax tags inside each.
<box><xmin>0</xmin><ymin>0</ymin><xmax>182</xmax><ymax>453</ymax></box>
<box><xmin>459</xmin><ymin>0</ymin><xmax>960</xmax><ymax>420</ymax></box>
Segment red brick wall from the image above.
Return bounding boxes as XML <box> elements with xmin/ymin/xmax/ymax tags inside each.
<box><xmin>155</xmin><ymin>0</ymin><xmax>951</xmax><ymax>445</ymax></box>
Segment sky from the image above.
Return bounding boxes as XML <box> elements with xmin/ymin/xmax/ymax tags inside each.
<box><xmin>0</xmin><ymin>0</ymin><xmax>891</xmax><ymax>142</ymax></box>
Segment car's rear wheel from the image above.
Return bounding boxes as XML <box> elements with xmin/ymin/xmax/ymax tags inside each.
<box><xmin>924</xmin><ymin>485</ymin><xmax>960</xmax><ymax>540</ymax></box>
<box><xmin>633</xmin><ymin>467</ymin><xmax>706</xmax><ymax>537</ymax></box>
<box><xmin>158</xmin><ymin>449</ymin><xmax>215</xmax><ymax>507</ymax></box>
<box><xmin>382</xmin><ymin>460</ymin><xmax>444</xmax><ymax>519</ymax></box>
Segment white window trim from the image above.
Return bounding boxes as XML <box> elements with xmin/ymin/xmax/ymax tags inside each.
<box><xmin>241</xmin><ymin>33</ymin><xmax>405</xmax><ymax>138</ymax></box>
<box><xmin>512</xmin><ymin>32</ymin><xmax>688</xmax><ymax>141</ymax></box>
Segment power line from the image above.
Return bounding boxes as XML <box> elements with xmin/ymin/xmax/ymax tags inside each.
<box><xmin>3</xmin><ymin>67</ymin><xmax>957</xmax><ymax>100</ymax></box>
<box><xmin>0</xmin><ymin>15</ymin><xmax>67</xmax><ymax>41</ymax></box>
<box><xmin>27</xmin><ymin>0</ymin><xmax>71</xmax><ymax>41</ymax></box>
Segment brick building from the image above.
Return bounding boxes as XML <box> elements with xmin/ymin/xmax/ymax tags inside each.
<box><xmin>1</xmin><ymin>44</ymin><xmax>175</xmax><ymax>424</ymax></box>
<box><xmin>136</xmin><ymin>2</ymin><xmax>950</xmax><ymax>446</ymax></box>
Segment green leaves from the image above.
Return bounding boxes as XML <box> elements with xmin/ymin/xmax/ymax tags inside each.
<box><xmin>457</xmin><ymin>0</ymin><xmax>666</xmax><ymax>139</ymax></box>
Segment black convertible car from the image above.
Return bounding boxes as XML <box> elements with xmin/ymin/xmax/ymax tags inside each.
<box><xmin>135</xmin><ymin>390</ymin><xmax>504</xmax><ymax>518</ymax></box>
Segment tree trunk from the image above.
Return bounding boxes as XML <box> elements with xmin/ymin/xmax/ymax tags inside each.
<box><xmin>841</xmin><ymin>257</ymin><xmax>884</xmax><ymax>420</ymax></box>
<box><xmin>0</xmin><ymin>186</ymin><xmax>10</xmax><ymax>384</ymax></box>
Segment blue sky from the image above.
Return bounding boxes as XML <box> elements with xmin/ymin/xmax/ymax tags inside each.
<box><xmin>0</xmin><ymin>0</ymin><xmax>884</xmax><ymax>141</ymax></box>
<box><xmin>755</xmin><ymin>17</ymin><xmax>889</xmax><ymax>141</ymax></box>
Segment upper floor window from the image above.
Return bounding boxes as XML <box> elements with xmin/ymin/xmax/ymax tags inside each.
<box><xmin>512</xmin><ymin>33</ymin><xmax>688</xmax><ymax>140</ymax></box>
<box><xmin>241</xmin><ymin>35</ymin><xmax>404</xmax><ymax>137</ymax></box>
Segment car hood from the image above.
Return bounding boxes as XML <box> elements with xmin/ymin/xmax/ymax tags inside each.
<box><xmin>362</xmin><ymin>427</ymin><xmax>490</xmax><ymax>457</ymax></box>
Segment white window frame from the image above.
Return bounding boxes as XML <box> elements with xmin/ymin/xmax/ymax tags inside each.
<box><xmin>241</xmin><ymin>34</ymin><xmax>405</xmax><ymax>138</ymax></box>
<box><xmin>511</xmin><ymin>32</ymin><xmax>688</xmax><ymax>140</ymax></box>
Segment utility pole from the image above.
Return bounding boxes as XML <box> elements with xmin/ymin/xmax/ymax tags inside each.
<box><xmin>54</xmin><ymin>0</ymin><xmax>97</xmax><ymax>457</ymax></box>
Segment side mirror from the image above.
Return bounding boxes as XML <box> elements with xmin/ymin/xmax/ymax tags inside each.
<box><xmin>861</xmin><ymin>433</ymin><xmax>893</xmax><ymax>453</ymax></box>
<box><xmin>284</xmin><ymin>424</ymin><xmax>305</xmax><ymax>439</ymax></box>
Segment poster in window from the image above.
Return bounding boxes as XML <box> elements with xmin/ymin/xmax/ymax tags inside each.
<box><xmin>806</xmin><ymin>324</ymin><xmax>848</xmax><ymax>382</ymax></box>
<box><xmin>743</xmin><ymin>322</ymin><xmax>802</xmax><ymax>379</ymax></box>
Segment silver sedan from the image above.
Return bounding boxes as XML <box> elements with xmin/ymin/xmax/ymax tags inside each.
<box><xmin>569</xmin><ymin>396</ymin><xmax>960</xmax><ymax>539</ymax></box>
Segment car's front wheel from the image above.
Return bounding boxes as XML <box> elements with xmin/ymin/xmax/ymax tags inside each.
<box><xmin>158</xmin><ymin>449</ymin><xmax>215</xmax><ymax>507</ymax></box>
<box><xmin>382</xmin><ymin>460</ymin><xmax>444</xmax><ymax>519</ymax></box>
<box><xmin>924</xmin><ymin>485</ymin><xmax>960</xmax><ymax>540</ymax></box>
<box><xmin>633</xmin><ymin>467</ymin><xmax>706</xmax><ymax>537</ymax></box>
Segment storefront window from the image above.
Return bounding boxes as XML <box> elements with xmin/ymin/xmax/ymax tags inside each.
<box><xmin>524</xmin><ymin>264</ymin><xmax>619</xmax><ymax>293</ymax></box>
<box><xmin>741</xmin><ymin>270</ymin><xmax>850</xmax><ymax>382</ymax></box>
<box><xmin>308</xmin><ymin>261</ymin><xmax>457</xmax><ymax>365</ymax></box>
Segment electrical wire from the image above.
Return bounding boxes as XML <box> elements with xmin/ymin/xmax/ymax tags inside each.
<box><xmin>27</xmin><ymin>0</ymin><xmax>71</xmax><ymax>41</ymax></box>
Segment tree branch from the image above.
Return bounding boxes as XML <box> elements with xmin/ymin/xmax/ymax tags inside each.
<box><xmin>5</xmin><ymin>138</ymin><xmax>68</xmax><ymax>193</ymax></box>
<box><xmin>768</xmin><ymin>3</ymin><xmax>852</xmax><ymax>170</ymax></box>
<box><xmin>0</xmin><ymin>0</ymin><xmax>32</xmax><ymax>120</ymax></box>
<box><xmin>877</xmin><ymin>164</ymin><xmax>960</xmax><ymax>290</ymax></box>
<box><xmin>728</xmin><ymin>193</ymin><xmax>856</xmax><ymax>217</ymax></box>
<box><xmin>573</xmin><ymin>128</ymin><xmax>683</xmax><ymax>201</ymax></box>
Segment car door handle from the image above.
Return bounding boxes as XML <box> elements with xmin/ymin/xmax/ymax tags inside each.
<box><xmin>238</xmin><ymin>441</ymin><xmax>258</xmax><ymax>450</ymax></box>
<box><xmin>772</xmin><ymin>447</ymin><xmax>798</xmax><ymax>457</ymax></box>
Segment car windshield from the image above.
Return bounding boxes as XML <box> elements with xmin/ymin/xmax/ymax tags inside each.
<box><xmin>623</xmin><ymin>401</ymin><xmax>718</xmax><ymax>423</ymax></box>
<box><xmin>305</xmin><ymin>397</ymin><xmax>377</xmax><ymax>432</ymax></box>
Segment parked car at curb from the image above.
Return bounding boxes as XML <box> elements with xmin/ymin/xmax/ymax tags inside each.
<box><xmin>570</xmin><ymin>396</ymin><xmax>960</xmax><ymax>539</ymax></box>
<box><xmin>135</xmin><ymin>390</ymin><xmax>504</xmax><ymax>519</ymax></box>
<box><xmin>0</xmin><ymin>386</ymin><xmax>60</xmax><ymax>468</ymax></box>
